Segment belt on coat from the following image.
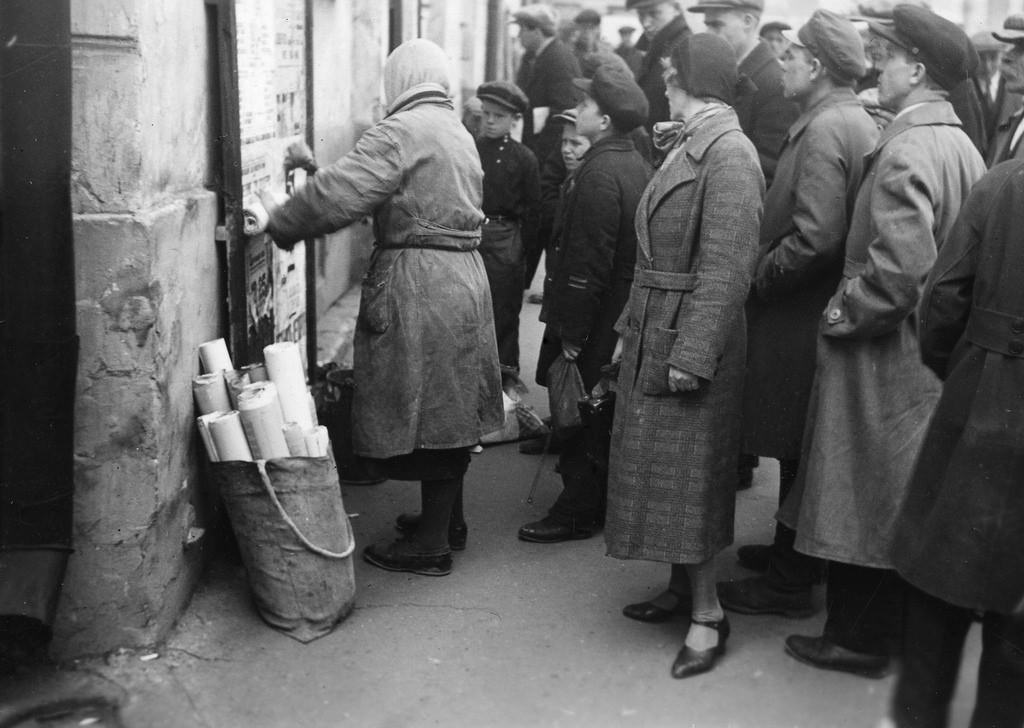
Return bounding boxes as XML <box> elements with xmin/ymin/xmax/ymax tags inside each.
<box><xmin>964</xmin><ymin>306</ymin><xmax>1024</xmax><ymax>357</ymax></box>
<box><xmin>633</xmin><ymin>268</ymin><xmax>699</xmax><ymax>291</ymax></box>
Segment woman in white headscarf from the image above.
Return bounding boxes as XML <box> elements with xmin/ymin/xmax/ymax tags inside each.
<box><xmin>263</xmin><ymin>39</ymin><xmax>503</xmax><ymax>577</ymax></box>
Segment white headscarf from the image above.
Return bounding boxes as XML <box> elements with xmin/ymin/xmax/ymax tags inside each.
<box><xmin>383</xmin><ymin>39</ymin><xmax>452</xmax><ymax>115</ymax></box>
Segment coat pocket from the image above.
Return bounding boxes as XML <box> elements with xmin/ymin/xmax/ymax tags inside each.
<box><xmin>357</xmin><ymin>263</ymin><xmax>393</xmax><ymax>334</ymax></box>
<box><xmin>640</xmin><ymin>327</ymin><xmax>679</xmax><ymax>396</ymax></box>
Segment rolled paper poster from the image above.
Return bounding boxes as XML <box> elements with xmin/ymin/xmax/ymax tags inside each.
<box><xmin>282</xmin><ymin>422</ymin><xmax>309</xmax><ymax>457</ymax></box>
<box><xmin>223</xmin><ymin>369</ymin><xmax>251</xmax><ymax>409</ymax></box>
<box><xmin>263</xmin><ymin>341</ymin><xmax>314</xmax><ymax>431</ymax></box>
<box><xmin>242</xmin><ymin>363</ymin><xmax>268</xmax><ymax>382</ymax></box>
<box><xmin>236</xmin><ymin>381</ymin><xmax>290</xmax><ymax>460</ymax></box>
<box><xmin>304</xmin><ymin>425</ymin><xmax>330</xmax><ymax>458</ymax></box>
<box><xmin>199</xmin><ymin>338</ymin><xmax>233</xmax><ymax>374</ymax></box>
<box><xmin>193</xmin><ymin>372</ymin><xmax>232</xmax><ymax>415</ymax></box>
<box><xmin>208</xmin><ymin>411</ymin><xmax>253</xmax><ymax>462</ymax></box>
<box><xmin>196</xmin><ymin>413</ymin><xmax>222</xmax><ymax>462</ymax></box>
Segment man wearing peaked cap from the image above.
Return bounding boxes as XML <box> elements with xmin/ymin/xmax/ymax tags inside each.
<box><xmin>518</xmin><ymin>62</ymin><xmax>652</xmax><ymax>545</ymax></box>
<box><xmin>778</xmin><ymin>3</ymin><xmax>988</xmax><ymax>678</ymax></box>
<box><xmin>987</xmin><ymin>14</ymin><xmax>1024</xmax><ymax>165</ymax></box>
<box><xmin>626</xmin><ymin>0</ymin><xmax>692</xmax><ymax>133</ymax></box>
<box><xmin>723</xmin><ymin>8</ymin><xmax>880</xmax><ymax>626</ymax></box>
<box><xmin>758</xmin><ymin>20</ymin><xmax>791</xmax><ymax>59</ymax></box>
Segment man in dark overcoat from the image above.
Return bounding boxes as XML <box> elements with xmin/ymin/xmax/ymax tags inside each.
<box><xmin>627</xmin><ymin>0</ymin><xmax>691</xmax><ymax>132</ymax></box>
<box><xmin>778</xmin><ymin>6</ymin><xmax>987</xmax><ymax>677</ymax></box>
<box><xmin>986</xmin><ymin>14</ymin><xmax>1024</xmax><ymax>165</ymax></box>
<box><xmin>518</xmin><ymin>65</ymin><xmax>652</xmax><ymax>543</ymax></box>
<box><xmin>513</xmin><ymin>5</ymin><xmax>581</xmax><ymax>290</ymax></box>
<box><xmin>885</xmin><ymin>159</ymin><xmax>1024</xmax><ymax>728</ymax></box>
<box><xmin>721</xmin><ymin>10</ymin><xmax>879</xmax><ymax>618</ymax></box>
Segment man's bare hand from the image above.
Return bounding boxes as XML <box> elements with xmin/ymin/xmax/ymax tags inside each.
<box><xmin>668</xmin><ymin>366</ymin><xmax>700</xmax><ymax>393</ymax></box>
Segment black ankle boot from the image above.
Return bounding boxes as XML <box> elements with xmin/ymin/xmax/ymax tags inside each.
<box><xmin>394</xmin><ymin>513</ymin><xmax>468</xmax><ymax>550</ymax></box>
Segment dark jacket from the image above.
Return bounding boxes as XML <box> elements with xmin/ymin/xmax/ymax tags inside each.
<box><xmin>635</xmin><ymin>16</ymin><xmax>691</xmax><ymax>131</ymax></box>
<box><xmin>516</xmin><ymin>38</ymin><xmax>582</xmax><ymax>170</ymax></box>
<box><xmin>735</xmin><ymin>41</ymin><xmax>800</xmax><ymax>187</ymax></box>
<box><xmin>742</xmin><ymin>89</ymin><xmax>879</xmax><ymax>459</ymax></box>
<box><xmin>537</xmin><ymin>135</ymin><xmax>652</xmax><ymax>389</ymax></box>
<box><xmin>987</xmin><ymin>104</ymin><xmax>1024</xmax><ymax>167</ymax></box>
<box><xmin>892</xmin><ymin>159</ymin><xmax>1024</xmax><ymax>615</ymax></box>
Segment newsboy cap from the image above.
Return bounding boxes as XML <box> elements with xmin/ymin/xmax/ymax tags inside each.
<box><xmin>552</xmin><ymin>107</ymin><xmax>580</xmax><ymax>125</ymax></box>
<box><xmin>626</xmin><ymin>0</ymin><xmax>678</xmax><ymax>9</ymax></box>
<box><xmin>869</xmin><ymin>5</ymin><xmax>972</xmax><ymax>91</ymax></box>
<box><xmin>512</xmin><ymin>5</ymin><xmax>557</xmax><ymax>36</ymax></box>
<box><xmin>477</xmin><ymin>80</ymin><xmax>530</xmax><ymax>115</ymax></box>
<box><xmin>759</xmin><ymin>20</ymin><xmax>791</xmax><ymax>36</ymax></box>
<box><xmin>783</xmin><ymin>9</ymin><xmax>867</xmax><ymax>82</ymax></box>
<box><xmin>971</xmin><ymin>30</ymin><xmax>1006</xmax><ymax>53</ymax></box>
<box><xmin>572</xmin><ymin>63</ymin><xmax>649</xmax><ymax>131</ymax></box>
<box><xmin>993</xmin><ymin>14</ymin><xmax>1024</xmax><ymax>44</ymax></box>
<box><xmin>688</xmin><ymin>0</ymin><xmax>764</xmax><ymax>15</ymax></box>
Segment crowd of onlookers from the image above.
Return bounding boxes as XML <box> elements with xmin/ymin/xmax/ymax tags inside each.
<box><xmin>262</xmin><ymin>2</ymin><xmax>1024</xmax><ymax>724</ymax></box>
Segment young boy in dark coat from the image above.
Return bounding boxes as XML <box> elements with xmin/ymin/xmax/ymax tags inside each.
<box><xmin>518</xmin><ymin>64</ymin><xmax>653</xmax><ymax>543</ymax></box>
<box><xmin>475</xmin><ymin>81</ymin><xmax>541</xmax><ymax>384</ymax></box>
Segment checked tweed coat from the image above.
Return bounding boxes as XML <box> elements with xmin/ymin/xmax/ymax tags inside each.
<box><xmin>605</xmin><ymin>109</ymin><xmax>764</xmax><ymax>564</ymax></box>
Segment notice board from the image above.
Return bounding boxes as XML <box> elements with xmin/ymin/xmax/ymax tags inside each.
<box><xmin>220</xmin><ymin>0</ymin><xmax>310</xmax><ymax>368</ymax></box>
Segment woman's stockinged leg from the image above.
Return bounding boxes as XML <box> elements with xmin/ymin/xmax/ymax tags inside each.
<box><xmin>415</xmin><ymin>476</ymin><xmax>463</xmax><ymax>551</ymax></box>
<box><xmin>686</xmin><ymin>557</ymin><xmax>725</xmax><ymax>651</ymax></box>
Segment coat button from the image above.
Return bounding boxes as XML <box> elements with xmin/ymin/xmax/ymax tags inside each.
<box><xmin>827</xmin><ymin>308</ymin><xmax>842</xmax><ymax>323</ymax></box>
<box><xmin>1010</xmin><ymin>341</ymin><xmax>1024</xmax><ymax>355</ymax></box>
<box><xmin>1013</xmin><ymin>319</ymin><xmax>1024</xmax><ymax>334</ymax></box>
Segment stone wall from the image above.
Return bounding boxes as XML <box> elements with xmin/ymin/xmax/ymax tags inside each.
<box><xmin>59</xmin><ymin>0</ymin><xmax>219</xmax><ymax>658</ymax></box>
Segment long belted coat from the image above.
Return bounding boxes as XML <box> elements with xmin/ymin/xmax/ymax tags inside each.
<box><xmin>779</xmin><ymin>97</ymin><xmax>987</xmax><ymax>569</ymax></box>
<box><xmin>892</xmin><ymin>159</ymin><xmax>1024</xmax><ymax>615</ymax></box>
<box><xmin>743</xmin><ymin>89</ymin><xmax>879</xmax><ymax>459</ymax></box>
<box><xmin>605</xmin><ymin>109</ymin><xmax>764</xmax><ymax>564</ymax></box>
<box><xmin>268</xmin><ymin>93</ymin><xmax>504</xmax><ymax>459</ymax></box>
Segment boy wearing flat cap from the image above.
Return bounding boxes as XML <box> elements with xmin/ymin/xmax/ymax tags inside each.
<box><xmin>475</xmin><ymin>81</ymin><xmax>541</xmax><ymax>385</ymax></box>
<box><xmin>518</xmin><ymin>66</ymin><xmax>652</xmax><ymax>544</ymax></box>
<box><xmin>778</xmin><ymin>4</ymin><xmax>987</xmax><ymax>678</ymax></box>
<box><xmin>723</xmin><ymin>9</ymin><xmax>880</xmax><ymax>622</ymax></box>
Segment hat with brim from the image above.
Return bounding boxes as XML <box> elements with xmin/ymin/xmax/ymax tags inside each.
<box><xmin>868</xmin><ymin>5</ymin><xmax>972</xmax><ymax>92</ymax></box>
<box><xmin>552</xmin><ymin>108</ymin><xmax>579</xmax><ymax>125</ymax></box>
<box><xmin>477</xmin><ymin>81</ymin><xmax>530</xmax><ymax>115</ymax></box>
<box><xmin>786</xmin><ymin>9</ymin><xmax>867</xmax><ymax>82</ymax></box>
<box><xmin>688</xmin><ymin>0</ymin><xmax>764</xmax><ymax>14</ymax></box>
<box><xmin>993</xmin><ymin>14</ymin><xmax>1024</xmax><ymax>43</ymax></box>
<box><xmin>760</xmin><ymin>20</ymin><xmax>791</xmax><ymax>36</ymax></box>
<box><xmin>511</xmin><ymin>6</ymin><xmax>557</xmax><ymax>36</ymax></box>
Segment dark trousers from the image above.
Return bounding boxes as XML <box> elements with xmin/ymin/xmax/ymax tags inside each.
<box><xmin>893</xmin><ymin>584</ymin><xmax>1024</xmax><ymax>728</ymax></box>
<box><xmin>824</xmin><ymin>562</ymin><xmax>905</xmax><ymax>656</ymax></box>
<box><xmin>548</xmin><ymin>429</ymin><xmax>606</xmax><ymax>530</ymax></box>
<box><xmin>766</xmin><ymin>458</ymin><xmax>823</xmax><ymax>591</ymax></box>
<box><xmin>479</xmin><ymin>220</ymin><xmax>524</xmax><ymax>370</ymax></box>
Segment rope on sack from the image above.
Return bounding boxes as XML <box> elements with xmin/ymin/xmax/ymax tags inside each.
<box><xmin>258</xmin><ymin>466</ymin><xmax>356</xmax><ymax>559</ymax></box>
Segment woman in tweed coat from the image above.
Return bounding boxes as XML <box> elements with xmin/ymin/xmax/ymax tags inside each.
<box><xmin>605</xmin><ymin>34</ymin><xmax>764</xmax><ymax>679</ymax></box>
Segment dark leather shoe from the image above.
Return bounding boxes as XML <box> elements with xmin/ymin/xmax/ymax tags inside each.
<box><xmin>671</xmin><ymin>616</ymin><xmax>730</xmax><ymax>679</ymax></box>
<box><xmin>718</xmin><ymin>577</ymin><xmax>815</xmax><ymax>618</ymax></box>
<box><xmin>362</xmin><ymin>538</ymin><xmax>452</xmax><ymax>576</ymax></box>
<box><xmin>394</xmin><ymin>513</ymin><xmax>468</xmax><ymax>551</ymax></box>
<box><xmin>736</xmin><ymin>543</ymin><xmax>771</xmax><ymax>572</ymax></box>
<box><xmin>784</xmin><ymin>634</ymin><xmax>890</xmax><ymax>678</ymax></box>
<box><xmin>517</xmin><ymin>517</ymin><xmax>593</xmax><ymax>543</ymax></box>
<box><xmin>623</xmin><ymin>589</ymin><xmax>692</xmax><ymax>623</ymax></box>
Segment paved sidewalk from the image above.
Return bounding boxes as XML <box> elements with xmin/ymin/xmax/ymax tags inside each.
<box><xmin>1</xmin><ymin>277</ymin><xmax>984</xmax><ymax>728</ymax></box>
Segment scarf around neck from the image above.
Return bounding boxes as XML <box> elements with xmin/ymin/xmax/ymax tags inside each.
<box><xmin>652</xmin><ymin>102</ymin><xmax>730</xmax><ymax>151</ymax></box>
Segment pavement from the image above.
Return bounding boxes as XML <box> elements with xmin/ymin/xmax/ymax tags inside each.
<box><xmin>0</xmin><ymin>275</ymin><xmax>985</xmax><ymax>728</ymax></box>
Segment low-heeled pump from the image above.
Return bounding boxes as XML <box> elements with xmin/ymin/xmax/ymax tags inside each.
<box><xmin>671</xmin><ymin>616</ymin><xmax>730</xmax><ymax>679</ymax></box>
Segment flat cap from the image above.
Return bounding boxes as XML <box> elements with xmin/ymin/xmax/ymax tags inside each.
<box><xmin>574</xmin><ymin>9</ymin><xmax>602</xmax><ymax>27</ymax></box>
<box><xmin>512</xmin><ymin>5</ymin><xmax>557</xmax><ymax>36</ymax></box>
<box><xmin>477</xmin><ymin>80</ymin><xmax>530</xmax><ymax>115</ymax></box>
<box><xmin>580</xmin><ymin>49</ymin><xmax>633</xmax><ymax>79</ymax></box>
<box><xmin>971</xmin><ymin>30</ymin><xmax>1006</xmax><ymax>53</ymax></box>
<box><xmin>783</xmin><ymin>9</ymin><xmax>867</xmax><ymax>82</ymax></box>
<box><xmin>688</xmin><ymin>0</ymin><xmax>764</xmax><ymax>15</ymax></box>
<box><xmin>573</xmin><ymin>63</ymin><xmax>649</xmax><ymax>131</ymax></box>
<box><xmin>993</xmin><ymin>14</ymin><xmax>1024</xmax><ymax>43</ymax></box>
<box><xmin>626</xmin><ymin>0</ymin><xmax>673</xmax><ymax>8</ymax></box>
<box><xmin>552</xmin><ymin>107</ymin><xmax>579</xmax><ymax>125</ymax></box>
<box><xmin>759</xmin><ymin>20</ymin><xmax>791</xmax><ymax>36</ymax></box>
<box><xmin>869</xmin><ymin>5</ymin><xmax>972</xmax><ymax>91</ymax></box>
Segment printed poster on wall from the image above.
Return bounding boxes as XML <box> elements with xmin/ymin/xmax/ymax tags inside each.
<box><xmin>236</xmin><ymin>0</ymin><xmax>308</xmax><ymax>366</ymax></box>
